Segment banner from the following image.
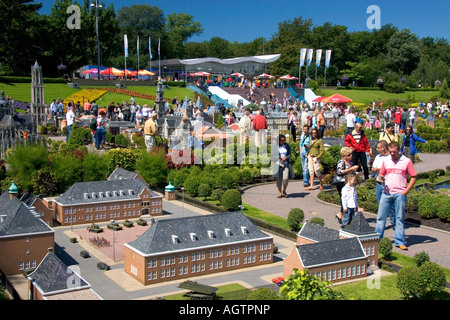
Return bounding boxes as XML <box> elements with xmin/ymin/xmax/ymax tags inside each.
<box><xmin>137</xmin><ymin>35</ymin><xmax>139</xmax><ymax>56</ymax></box>
<box><xmin>124</xmin><ymin>34</ymin><xmax>128</xmax><ymax>58</ymax></box>
<box><xmin>325</xmin><ymin>49</ymin><xmax>332</xmax><ymax>68</ymax></box>
<box><xmin>158</xmin><ymin>37</ymin><xmax>161</xmax><ymax>58</ymax></box>
<box><xmin>299</xmin><ymin>48</ymin><xmax>307</xmax><ymax>67</ymax></box>
<box><xmin>306</xmin><ymin>49</ymin><xmax>313</xmax><ymax>67</ymax></box>
<box><xmin>316</xmin><ymin>49</ymin><xmax>322</xmax><ymax>68</ymax></box>
<box><xmin>149</xmin><ymin>37</ymin><xmax>152</xmax><ymax>59</ymax></box>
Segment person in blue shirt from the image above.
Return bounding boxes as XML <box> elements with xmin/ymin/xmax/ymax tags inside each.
<box><xmin>299</xmin><ymin>125</ymin><xmax>311</xmax><ymax>187</ymax></box>
<box><xmin>400</xmin><ymin>125</ymin><xmax>427</xmax><ymax>163</ymax></box>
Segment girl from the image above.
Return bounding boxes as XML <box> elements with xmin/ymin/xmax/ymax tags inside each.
<box><xmin>341</xmin><ymin>173</ymin><xmax>358</xmax><ymax>229</ymax></box>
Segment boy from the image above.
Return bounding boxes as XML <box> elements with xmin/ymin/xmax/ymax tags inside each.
<box><xmin>341</xmin><ymin>173</ymin><xmax>358</xmax><ymax>229</ymax></box>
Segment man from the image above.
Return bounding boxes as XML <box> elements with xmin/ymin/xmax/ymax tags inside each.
<box><xmin>317</xmin><ymin>109</ymin><xmax>326</xmax><ymax>138</ymax></box>
<box><xmin>400</xmin><ymin>107</ymin><xmax>408</xmax><ymax>132</ymax></box>
<box><xmin>50</xmin><ymin>99</ymin><xmax>57</xmax><ymax>118</ymax></box>
<box><xmin>91</xmin><ymin>100</ymin><xmax>99</xmax><ymax>117</ymax></box>
<box><xmin>379</xmin><ymin>123</ymin><xmax>398</xmax><ymax>144</ymax></box>
<box><xmin>375</xmin><ymin>141</ymin><xmax>417</xmax><ymax>250</ymax></box>
<box><xmin>177</xmin><ymin>115</ymin><xmax>191</xmax><ymax>149</ymax></box>
<box><xmin>299</xmin><ymin>125</ymin><xmax>311</xmax><ymax>187</ymax></box>
<box><xmin>252</xmin><ymin>109</ymin><xmax>268</xmax><ymax>147</ymax></box>
<box><xmin>83</xmin><ymin>99</ymin><xmax>91</xmax><ymax>116</ymax></box>
<box><xmin>344</xmin><ymin>107</ymin><xmax>356</xmax><ymax>138</ymax></box>
<box><xmin>344</xmin><ymin>122</ymin><xmax>371</xmax><ymax>181</ymax></box>
<box><xmin>66</xmin><ymin>106</ymin><xmax>75</xmax><ymax>143</ymax></box>
<box><xmin>239</xmin><ymin>110</ymin><xmax>251</xmax><ymax>145</ymax></box>
<box><xmin>108</xmin><ymin>102</ymin><xmax>115</xmax><ymax>120</ymax></box>
<box><xmin>144</xmin><ymin>113</ymin><xmax>158</xmax><ymax>152</ymax></box>
<box><xmin>130</xmin><ymin>102</ymin><xmax>137</xmax><ymax>124</ymax></box>
<box><xmin>371</xmin><ymin>140</ymin><xmax>395</xmax><ymax>227</ymax></box>
<box><xmin>393</xmin><ymin>107</ymin><xmax>402</xmax><ymax>134</ymax></box>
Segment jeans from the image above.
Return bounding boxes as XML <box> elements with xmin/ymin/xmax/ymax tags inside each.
<box><xmin>352</xmin><ymin>151</ymin><xmax>369</xmax><ymax>180</ymax></box>
<box><xmin>344</xmin><ymin>126</ymin><xmax>354</xmax><ymax>138</ymax></box>
<box><xmin>94</xmin><ymin>128</ymin><xmax>104</xmax><ymax>150</ymax></box>
<box><xmin>375</xmin><ymin>183</ymin><xmax>395</xmax><ymax>226</ymax></box>
<box><xmin>341</xmin><ymin>207</ymin><xmax>355</xmax><ymax>229</ymax></box>
<box><xmin>66</xmin><ymin>124</ymin><xmax>73</xmax><ymax>143</ymax></box>
<box><xmin>130</xmin><ymin>112</ymin><xmax>136</xmax><ymax>124</ymax></box>
<box><xmin>300</xmin><ymin>153</ymin><xmax>310</xmax><ymax>185</ymax></box>
<box><xmin>375</xmin><ymin>192</ymin><xmax>407</xmax><ymax>246</ymax></box>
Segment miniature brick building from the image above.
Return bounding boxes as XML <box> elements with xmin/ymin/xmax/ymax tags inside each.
<box><xmin>124</xmin><ymin>211</ymin><xmax>273</xmax><ymax>285</ymax></box>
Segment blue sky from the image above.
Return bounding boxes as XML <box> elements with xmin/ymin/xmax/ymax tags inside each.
<box><xmin>38</xmin><ymin>0</ymin><xmax>449</xmax><ymax>43</ymax></box>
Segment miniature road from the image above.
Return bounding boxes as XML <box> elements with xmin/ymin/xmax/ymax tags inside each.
<box><xmin>242</xmin><ymin>152</ymin><xmax>450</xmax><ymax>269</ymax></box>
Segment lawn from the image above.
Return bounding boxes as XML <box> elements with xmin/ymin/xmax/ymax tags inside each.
<box><xmin>319</xmin><ymin>88</ymin><xmax>439</xmax><ymax>105</ymax></box>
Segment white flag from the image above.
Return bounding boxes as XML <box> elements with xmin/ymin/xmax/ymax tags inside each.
<box><xmin>124</xmin><ymin>34</ymin><xmax>128</xmax><ymax>58</ymax></box>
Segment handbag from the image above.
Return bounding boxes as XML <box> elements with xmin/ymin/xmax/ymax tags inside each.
<box><xmin>331</xmin><ymin>175</ymin><xmax>345</xmax><ymax>186</ymax></box>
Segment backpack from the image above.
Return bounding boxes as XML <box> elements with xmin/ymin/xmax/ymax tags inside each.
<box><xmin>307</xmin><ymin>116</ymin><xmax>312</xmax><ymax>127</ymax></box>
<box><xmin>90</xmin><ymin>117</ymin><xmax>97</xmax><ymax>130</ymax></box>
<box><xmin>383</xmin><ymin>110</ymin><xmax>389</xmax><ymax>118</ymax></box>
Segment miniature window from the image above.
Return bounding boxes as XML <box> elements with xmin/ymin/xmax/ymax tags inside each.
<box><xmin>172</xmin><ymin>235</ymin><xmax>180</xmax><ymax>244</ymax></box>
<box><xmin>190</xmin><ymin>233</ymin><xmax>198</xmax><ymax>241</ymax></box>
<box><xmin>241</xmin><ymin>226</ymin><xmax>248</xmax><ymax>234</ymax></box>
<box><xmin>207</xmin><ymin>230</ymin><xmax>215</xmax><ymax>239</ymax></box>
<box><xmin>224</xmin><ymin>228</ymin><xmax>231</xmax><ymax>237</ymax></box>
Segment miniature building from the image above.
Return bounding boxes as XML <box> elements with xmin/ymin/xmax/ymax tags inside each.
<box><xmin>165</xmin><ymin>181</ymin><xmax>176</xmax><ymax>201</ymax></box>
<box><xmin>48</xmin><ymin>168</ymin><xmax>163</xmax><ymax>226</ymax></box>
<box><xmin>124</xmin><ymin>211</ymin><xmax>273</xmax><ymax>285</ymax></box>
<box><xmin>283</xmin><ymin>212</ymin><xmax>379</xmax><ymax>283</ymax></box>
<box><xmin>20</xmin><ymin>192</ymin><xmax>54</xmax><ymax>227</ymax></box>
<box><xmin>27</xmin><ymin>251</ymin><xmax>102</xmax><ymax>300</ymax></box>
<box><xmin>0</xmin><ymin>186</ymin><xmax>54</xmax><ymax>276</ymax></box>
<box><xmin>30</xmin><ymin>61</ymin><xmax>47</xmax><ymax>127</ymax></box>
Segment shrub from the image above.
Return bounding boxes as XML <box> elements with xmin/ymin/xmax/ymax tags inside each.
<box><xmin>198</xmin><ymin>183</ymin><xmax>212</xmax><ymax>199</ymax></box>
<box><xmin>310</xmin><ymin>217</ymin><xmax>325</xmax><ymax>227</ymax></box>
<box><xmin>397</xmin><ymin>266</ymin><xmax>425</xmax><ymax>299</ymax></box>
<box><xmin>183</xmin><ymin>176</ymin><xmax>201</xmax><ymax>196</ymax></box>
<box><xmin>216</xmin><ymin>171</ymin><xmax>238</xmax><ymax>189</ymax></box>
<box><xmin>379</xmin><ymin>237</ymin><xmax>393</xmax><ymax>261</ymax></box>
<box><xmin>417</xmin><ymin>194</ymin><xmax>437</xmax><ymax>219</ymax></box>
<box><xmin>211</xmin><ymin>188</ymin><xmax>225</xmax><ymax>202</ymax></box>
<box><xmin>385</xmin><ymin>82</ymin><xmax>405</xmax><ymax>93</ymax></box>
<box><xmin>435</xmin><ymin>194</ymin><xmax>450</xmax><ymax>222</ymax></box>
<box><xmin>413</xmin><ymin>251</ymin><xmax>430</xmax><ymax>267</ymax></box>
<box><xmin>397</xmin><ymin>262</ymin><xmax>446</xmax><ymax>300</ymax></box>
<box><xmin>248</xmin><ymin>288</ymin><xmax>279</xmax><ymax>300</ymax></box>
<box><xmin>287</xmin><ymin>208</ymin><xmax>304</xmax><ymax>232</ymax></box>
<box><xmin>239</xmin><ymin>168</ymin><xmax>253</xmax><ymax>182</ymax></box>
<box><xmin>419</xmin><ymin>262</ymin><xmax>446</xmax><ymax>298</ymax></box>
<box><xmin>221</xmin><ymin>189</ymin><xmax>242</xmax><ymax>211</ymax></box>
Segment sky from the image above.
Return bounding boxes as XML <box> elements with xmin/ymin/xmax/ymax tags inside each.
<box><xmin>38</xmin><ymin>0</ymin><xmax>449</xmax><ymax>43</ymax></box>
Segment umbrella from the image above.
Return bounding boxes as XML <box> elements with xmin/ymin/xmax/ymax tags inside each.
<box><xmin>138</xmin><ymin>69</ymin><xmax>155</xmax><ymax>76</ymax></box>
<box><xmin>191</xmin><ymin>71</ymin><xmax>211</xmax><ymax>76</ymax></box>
<box><xmin>82</xmin><ymin>68</ymin><xmax>98</xmax><ymax>74</ymax></box>
<box><xmin>255</xmin><ymin>73</ymin><xmax>275</xmax><ymax>79</ymax></box>
<box><xmin>279</xmin><ymin>75</ymin><xmax>299</xmax><ymax>80</ymax></box>
<box><xmin>231</xmin><ymin>72</ymin><xmax>244</xmax><ymax>77</ymax></box>
<box><xmin>313</xmin><ymin>96</ymin><xmax>326</xmax><ymax>102</ymax></box>
<box><xmin>322</xmin><ymin>93</ymin><xmax>352</xmax><ymax>104</ymax></box>
<box><xmin>100</xmin><ymin>67</ymin><xmax>122</xmax><ymax>75</ymax></box>
<box><xmin>124</xmin><ymin>69</ymin><xmax>138</xmax><ymax>77</ymax></box>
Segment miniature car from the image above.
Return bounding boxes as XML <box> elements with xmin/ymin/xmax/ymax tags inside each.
<box><xmin>97</xmin><ymin>262</ymin><xmax>111</xmax><ymax>270</ymax></box>
<box><xmin>80</xmin><ymin>250</ymin><xmax>90</xmax><ymax>258</ymax></box>
<box><xmin>272</xmin><ymin>276</ymin><xmax>284</xmax><ymax>286</ymax></box>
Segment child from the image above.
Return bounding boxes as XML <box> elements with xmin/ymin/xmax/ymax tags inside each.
<box><xmin>340</xmin><ymin>173</ymin><xmax>358</xmax><ymax>229</ymax></box>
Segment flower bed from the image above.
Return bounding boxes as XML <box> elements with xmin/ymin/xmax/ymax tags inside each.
<box><xmin>93</xmin><ymin>87</ymin><xmax>171</xmax><ymax>103</ymax></box>
<box><xmin>63</xmin><ymin>89</ymin><xmax>108</xmax><ymax>108</ymax></box>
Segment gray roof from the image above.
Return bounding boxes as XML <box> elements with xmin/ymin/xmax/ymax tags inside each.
<box><xmin>341</xmin><ymin>211</ymin><xmax>376</xmax><ymax>236</ymax></box>
<box><xmin>297</xmin><ymin>222</ymin><xmax>340</xmax><ymax>243</ymax></box>
<box><xmin>28</xmin><ymin>252</ymin><xmax>90</xmax><ymax>294</ymax></box>
<box><xmin>0</xmin><ymin>192</ymin><xmax>53</xmax><ymax>237</ymax></box>
<box><xmin>54</xmin><ymin>178</ymin><xmax>160</xmax><ymax>206</ymax></box>
<box><xmin>126</xmin><ymin>211</ymin><xmax>272</xmax><ymax>256</ymax></box>
<box><xmin>108</xmin><ymin>167</ymin><xmax>137</xmax><ymax>181</ymax></box>
<box><xmin>297</xmin><ymin>237</ymin><xmax>366</xmax><ymax>268</ymax></box>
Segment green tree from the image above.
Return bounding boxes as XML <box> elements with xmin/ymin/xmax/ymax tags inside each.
<box><xmin>386</xmin><ymin>29</ymin><xmax>422</xmax><ymax>75</ymax></box>
<box><xmin>165</xmin><ymin>12</ymin><xmax>203</xmax><ymax>58</ymax></box>
<box><xmin>279</xmin><ymin>268</ymin><xmax>348</xmax><ymax>300</ymax></box>
<box><xmin>135</xmin><ymin>147</ymin><xmax>168</xmax><ymax>187</ymax></box>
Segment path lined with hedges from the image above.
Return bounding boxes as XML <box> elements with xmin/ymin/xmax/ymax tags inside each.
<box><xmin>242</xmin><ymin>153</ymin><xmax>450</xmax><ymax>269</ymax></box>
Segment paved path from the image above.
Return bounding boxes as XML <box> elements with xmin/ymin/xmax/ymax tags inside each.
<box><xmin>242</xmin><ymin>153</ymin><xmax>450</xmax><ymax>269</ymax></box>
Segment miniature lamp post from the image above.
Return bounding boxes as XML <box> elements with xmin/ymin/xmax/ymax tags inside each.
<box><xmin>181</xmin><ymin>187</ymin><xmax>185</xmax><ymax>217</ymax></box>
<box><xmin>111</xmin><ymin>219</ymin><xmax>116</xmax><ymax>262</ymax></box>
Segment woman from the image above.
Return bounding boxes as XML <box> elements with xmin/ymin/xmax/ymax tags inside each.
<box><xmin>299</xmin><ymin>125</ymin><xmax>311</xmax><ymax>187</ymax></box>
<box><xmin>288</xmin><ymin>110</ymin><xmax>298</xmax><ymax>142</ymax></box>
<box><xmin>94</xmin><ymin>111</ymin><xmax>107</xmax><ymax>150</ymax></box>
<box><xmin>306</xmin><ymin>128</ymin><xmax>325</xmax><ymax>191</ymax></box>
<box><xmin>401</xmin><ymin>125</ymin><xmax>428</xmax><ymax>163</ymax></box>
<box><xmin>334</xmin><ymin>147</ymin><xmax>359</xmax><ymax>224</ymax></box>
<box><xmin>273</xmin><ymin>134</ymin><xmax>294</xmax><ymax>198</ymax></box>
<box><xmin>136</xmin><ymin>106</ymin><xmax>143</xmax><ymax>126</ymax></box>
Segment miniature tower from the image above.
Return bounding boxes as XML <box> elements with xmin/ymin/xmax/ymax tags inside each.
<box><xmin>164</xmin><ymin>181</ymin><xmax>176</xmax><ymax>201</ymax></box>
<box><xmin>30</xmin><ymin>61</ymin><xmax>46</xmax><ymax>129</ymax></box>
<box><xmin>9</xmin><ymin>181</ymin><xmax>18</xmax><ymax>200</ymax></box>
<box><xmin>155</xmin><ymin>81</ymin><xmax>165</xmax><ymax>118</ymax></box>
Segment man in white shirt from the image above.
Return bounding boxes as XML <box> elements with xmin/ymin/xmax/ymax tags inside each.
<box><xmin>344</xmin><ymin>107</ymin><xmax>356</xmax><ymax>138</ymax></box>
<box><xmin>66</xmin><ymin>106</ymin><xmax>76</xmax><ymax>142</ymax></box>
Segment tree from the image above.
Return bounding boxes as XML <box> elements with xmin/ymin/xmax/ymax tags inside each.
<box><xmin>279</xmin><ymin>268</ymin><xmax>348</xmax><ymax>300</ymax></box>
<box><xmin>165</xmin><ymin>12</ymin><xmax>203</xmax><ymax>59</ymax></box>
<box><xmin>386</xmin><ymin>29</ymin><xmax>422</xmax><ymax>75</ymax></box>
<box><xmin>135</xmin><ymin>147</ymin><xmax>168</xmax><ymax>187</ymax></box>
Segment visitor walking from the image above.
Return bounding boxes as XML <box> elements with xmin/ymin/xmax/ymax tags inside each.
<box><xmin>252</xmin><ymin>109</ymin><xmax>268</xmax><ymax>147</ymax></box>
<box><xmin>144</xmin><ymin>113</ymin><xmax>158</xmax><ymax>152</ymax></box>
<box><xmin>273</xmin><ymin>134</ymin><xmax>294</xmax><ymax>198</ymax></box>
<box><xmin>305</xmin><ymin>128</ymin><xmax>325</xmax><ymax>191</ymax></box>
<box><xmin>400</xmin><ymin>125</ymin><xmax>428</xmax><ymax>163</ymax></box>
<box><xmin>317</xmin><ymin>109</ymin><xmax>326</xmax><ymax>138</ymax></box>
<box><xmin>344</xmin><ymin>107</ymin><xmax>356</xmax><ymax>138</ymax></box>
<box><xmin>375</xmin><ymin>141</ymin><xmax>417</xmax><ymax>250</ymax></box>
<box><xmin>287</xmin><ymin>110</ymin><xmax>298</xmax><ymax>142</ymax></box>
<box><xmin>66</xmin><ymin>106</ymin><xmax>75</xmax><ymax>143</ymax></box>
<box><xmin>239</xmin><ymin>111</ymin><xmax>251</xmax><ymax>145</ymax></box>
<box><xmin>299</xmin><ymin>125</ymin><xmax>311</xmax><ymax>187</ymax></box>
<box><xmin>379</xmin><ymin>123</ymin><xmax>398</xmax><ymax>144</ymax></box>
<box><xmin>340</xmin><ymin>173</ymin><xmax>358</xmax><ymax>229</ymax></box>
<box><xmin>344</xmin><ymin>122</ymin><xmax>371</xmax><ymax>181</ymax></box>
<box><xmin>334</xmin><ymin>147</ymin><xmax>359</xmax><ymax>224</ymax></box>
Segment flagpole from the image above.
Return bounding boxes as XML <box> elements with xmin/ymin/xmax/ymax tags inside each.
<box><xmin>298</xmin><ymin>49</ymin><xmax>301</xmax><ymax>88</ymax></box>
<box><xmin>149</xmin><ymin>37</ymin><xmax>152</xmax><ymax>81</ymax></box>
<box><xmin>137</xmin><ymin>35</ymin><xmax>140</xmax><ymax>80</ymax></box>
<box><xmin>158</xmin><ymin>37</ymin><xmax>161</xmax><ymax>81</ymax></box>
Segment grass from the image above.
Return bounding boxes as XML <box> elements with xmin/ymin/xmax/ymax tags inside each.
<box><xmin>319</xmin><ymin>88</ymin><xmax>439</xmax><ymax>105</ymax></box>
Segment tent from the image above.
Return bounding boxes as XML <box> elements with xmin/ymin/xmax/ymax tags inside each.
<box><xmin>82</xmin><ymin>68</ymin><xmax>98</xmax><ymax>74</ymax></box>
<box><xmin>313</xmin><ymin>96</ymin><xmax>326</xmax><ymax>102</ymax></box>
<box><xmin>322</xmin><ymin>93</ymin><xmax>352</xmax><ymax>103</ymax></box>
<box><xmin>138</xmin><ymin>69</ymin><xmax>155</xmax><ymax>76</ymax></box>
<box><xmin>279</xmin><ymin>75</ymin><xmax>299</xmax><ymax>80</ymax></box>
<box><xmin>231</xmin><ymin>72</ymin><xmax>244</xmax><ymax>77</ymax></box>
<box><xmin>255</xmin><ymin>73</ymin><xmax>275</xmax><ymax>79</ymax></box>
<box><xmin>191</xmin><ymin>71</ymin><xmax>211</xmax><ymax>76</ymax></box>
<box><xmin>100</xmin><ymin>67</ymin><xmax>122</xmax><ymax>76</ymax></box>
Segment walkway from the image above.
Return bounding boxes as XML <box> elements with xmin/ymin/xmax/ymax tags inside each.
<box><xmin>242</xmin><ymin>153</ymin><xmax>450</xmax><ymax>269</ymax></box>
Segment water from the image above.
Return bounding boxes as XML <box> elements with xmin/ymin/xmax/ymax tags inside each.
<box><xmin>416</xmin><ymin>180</ymin><xmax>450</xmax><ymax>191</ymax></box>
